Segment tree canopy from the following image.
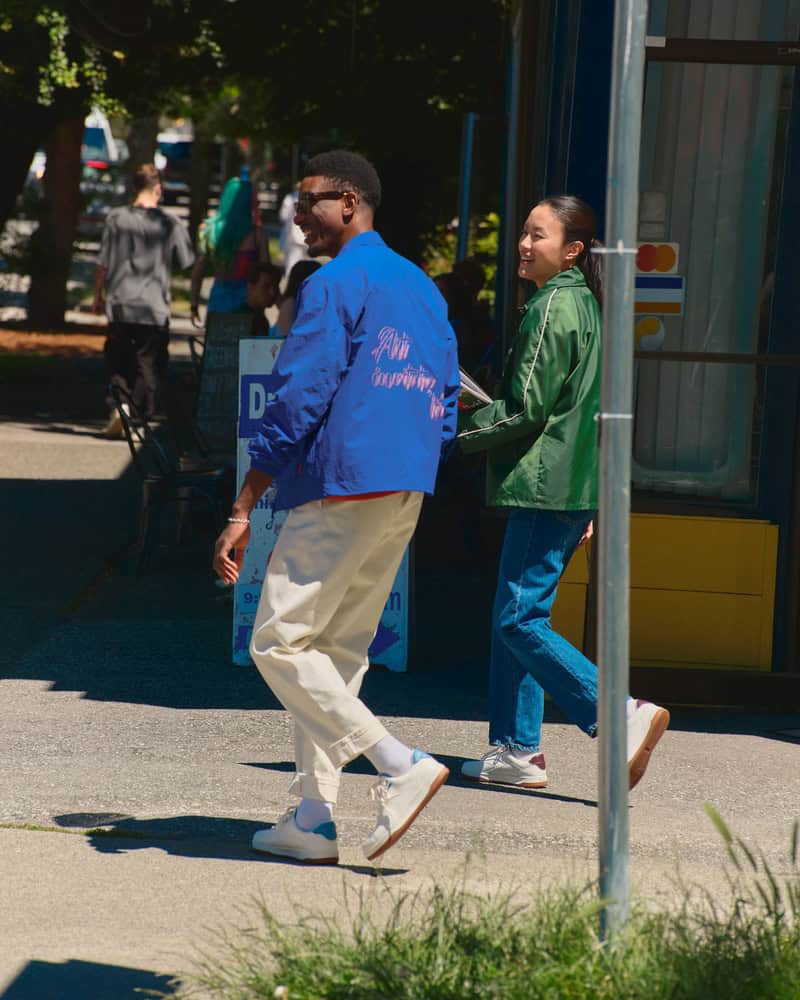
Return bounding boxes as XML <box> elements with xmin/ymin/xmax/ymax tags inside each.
<box><xmin>1</xmin><ymin>0</ymin><xmax>511</xmax><ymax>321</ymax></box>
<box><xmin>217</xmin><ymin>0</ymin><xmax>510</xmax><ymax>257</ymax></box>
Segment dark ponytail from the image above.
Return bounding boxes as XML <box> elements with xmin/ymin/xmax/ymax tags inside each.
<box><xmin>539</xmin><ymin>195</ymin><xmax>603</xmax><ymax>311</ymax></box>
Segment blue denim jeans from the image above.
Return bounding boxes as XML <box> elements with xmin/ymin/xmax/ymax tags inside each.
<box><xmin>489</xmin><ymin>508</ymin><xmax>598</xmax><ymax>751</ymax></box>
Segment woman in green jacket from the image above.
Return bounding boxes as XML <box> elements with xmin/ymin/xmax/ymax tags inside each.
<box><xmin>458</xmin><ymin>195</ymin><xmax>669</xmax><ymax>792</ymax></box>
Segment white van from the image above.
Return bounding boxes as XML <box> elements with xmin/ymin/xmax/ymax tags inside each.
<box><xmin>81</xmin><ymin>108</ymin><xmax>120</xmax><ymax>165</ymax></box>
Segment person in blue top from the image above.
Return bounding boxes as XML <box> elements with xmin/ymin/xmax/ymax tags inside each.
<box><xmin>212</xmin><ymin>150</ymin><xmax>459</xmax><ymax>865</ymax></box>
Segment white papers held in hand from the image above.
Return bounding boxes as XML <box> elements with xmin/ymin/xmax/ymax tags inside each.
<box><xmin>459</xmin><ymin>367</ymin><xmax>493</xmax><ymax>407</ymax></box>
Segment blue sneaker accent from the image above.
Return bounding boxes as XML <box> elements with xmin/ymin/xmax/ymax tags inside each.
<box><xmin>312</xmin><ymin>821</ymin><xmax>337</xmax><ymax>841</ymax></box>
<box><xmin>378</xmin><ymin>751</ymin><xmax>431</xmax><ymax>779</ymax></box>
<box><xmin>253</xmin><ymin>808</ymin><xmax>339</xmax><ymax>863</ymax></box>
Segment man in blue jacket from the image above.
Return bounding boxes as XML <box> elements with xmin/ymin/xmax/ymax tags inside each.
<box><xmin>213</xmin><ymin>150</ymin><xmax>459</xmax><ymax>864</ymax></box>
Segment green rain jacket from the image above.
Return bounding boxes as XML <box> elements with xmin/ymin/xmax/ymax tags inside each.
<box><xmin>457</xmin><ymin>267</ymin><xmax>601</xmax><ymax>510</ymax></box>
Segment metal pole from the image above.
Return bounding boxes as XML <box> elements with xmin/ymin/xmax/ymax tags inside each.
<box><xmin>595</xmin><ymin>0</ymin><xmax>649</xmax><ymax>939</ymax></box>
<box><xmin>456</xmin><ymin>112</ymin><xmax>477</xmax><ymax>261</ymax></box>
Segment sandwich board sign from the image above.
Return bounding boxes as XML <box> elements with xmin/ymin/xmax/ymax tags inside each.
<box><xmin>196</xmin><ymin>312</ymin><xmax>254</xmax><ymax>457</ymax></box>
<box><xmin>233</xmin><ymin>338</ymin><xmax>409</xmax><ymax>671</ymax></box>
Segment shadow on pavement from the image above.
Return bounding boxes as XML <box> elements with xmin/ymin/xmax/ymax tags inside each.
<box><xmin>249</xmin><ymin>855</ymin><xmax>408</xmax><ymax>877</ymax></box>
<box><xmin>50</xmin><ymin>812</ymin><xmax>407</xmax><ymax>875</ymax></box>
<box><xmin>0</xmin><ymin>959</ymin><xmax>177</xmax><ymax>999</ymax></box>
<box><xmin>658</xmin><ymin>707</ymin><xmax>800</xmax><ymax>740</ymax></box>
<box><xmin>5</xmin><ymin>400</ymin><xmax>799</xmax><ymax>738</ymax></box>
<box><xmin>240</xmin><ymin>755</ymin><xmax>598</xmax><ymax>807</ymax></box>
<box><xmin>54</xmin><ymin>811</ymin><xmax>269</xmax><ymax>859</ymax></box>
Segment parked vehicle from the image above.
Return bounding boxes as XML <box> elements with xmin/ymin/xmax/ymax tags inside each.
<box><xmin>155</xmin><ymin>132</ymin><xmax>193</xmax><ymax>205</ymax></box>
<box><xmin>80</xmin><ymin>108</ymin><xmax>120</xmax><ymax>166</ymax></box>
<box><xmin>155</xmin><ymin>132</ymin><xmax>229</xmax><ymax>206</ymax></box>
<box><xmin>25</xmin><ymin>108</ymin><xmax>123</xmax><ymax>199</ymax></box>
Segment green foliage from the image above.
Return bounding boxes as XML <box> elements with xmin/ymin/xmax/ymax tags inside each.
<box><xmin>176</xmin><ymin>817</ymin><xmax>800</xmax><ymax>1000</ymax></box>
<box><xmin>2</xmin><ymin>0</ymin><xmax>510</xmax><ymax>264</ymax></box>
<box><xmin>422</xmin><ymin>212</ymin><xmax>499</xmax><ymax>305</ymax></box>
<box><xmin>0</xmin><ymin>3</ymin><xmax>104</xmax><ymax>105</ymax></box>
<box><xmin>207</xmin><ymin>0</ymin><xmax>510</xmax><ymax>260</ymax></box>
<box><xmin>704</xmin><ymin>804</ymin><xmax>800</xmax><ymax>928</ymax></box>
<box><xmin>472</xmin><ymin>212</ymin><xmax>500</xmax><ymax>305</ymax></box>
<box><xmin>421</xmin><ymin>222</ymin><xmax>456</xmax><ymax>279</ymax></box>
<box><xmin>34</xmin><ymin>9</ymin><xmax>79</xmax><ymax>102</ymax></box>
<box><xmin>0</xmin><ymin>1</ymin><xmax>225</xmax><ymax>114</ymax></box>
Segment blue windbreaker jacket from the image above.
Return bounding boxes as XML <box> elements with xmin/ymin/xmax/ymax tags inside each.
<box><xmin>248</xmin><ymin>231</ymin><xmax>460</xmax><ymax>510</ymax></box>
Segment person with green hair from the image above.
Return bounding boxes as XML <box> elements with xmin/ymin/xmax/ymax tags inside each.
<box><xmin>190</xmin><ymin>173</ymin><xmax>271</xmax><ymax>323</ymax></box>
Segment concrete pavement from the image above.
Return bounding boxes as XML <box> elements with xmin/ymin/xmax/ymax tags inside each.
<box><xmin>2</xmin><ymin>388</ymin><xmax>800</xmax><ymax>997</ymax></box>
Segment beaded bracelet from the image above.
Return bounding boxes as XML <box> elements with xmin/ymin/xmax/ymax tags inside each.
<box><xmin>227</xmin><ymin>517</ymin><xmax>250</xmax><ymax>524</ymax></box>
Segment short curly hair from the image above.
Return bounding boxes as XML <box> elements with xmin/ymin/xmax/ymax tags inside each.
<box><xmin>303</xmin><ymin>150</ymin><xmax>382</xmax><ymax>210</ymax></box>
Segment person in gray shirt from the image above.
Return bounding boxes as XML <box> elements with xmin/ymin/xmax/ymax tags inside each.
<box><xmin>93</xmin><ymin>163</ymin><xmax>194</xmax><ymax>434</ymax></box>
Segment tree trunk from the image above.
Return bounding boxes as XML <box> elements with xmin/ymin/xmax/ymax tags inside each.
<box><xmin>0</xmin><ymin>104</ymin><xmax>56</xmax><ymax>236</ymax></box>
<box><xmin>189</xmin><ymin>123</ymin><xmax>213</xmax><ymax>247</ymax></box>
<box><xmin>126</xmin><ymin>113</ymin><xmax>160</xmax><ymax>171</ymax></box>
<box><xmin>27</xmin><ymin>115</ymin><xmax>85</xmax><ymax>328</ymax></box>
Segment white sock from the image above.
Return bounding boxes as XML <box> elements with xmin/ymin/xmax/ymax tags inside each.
<box><xmin>626</xmin><ymin>697</ymin><xmax>637</xmax><ymax>720</ymax></box>
<box><xmin>294</xmin><ymin>798</ymin><xmax>334</xmax><ymax>831</ymax></box>
<box><xmin>508</xmin><ymin>747</ymin><xmax>536</xmax><ymax>762</ymax></box>
<box><xmin>364</xmin><ymin>734</ymin><xmax>414</xmax><ymax>777</ymax></box>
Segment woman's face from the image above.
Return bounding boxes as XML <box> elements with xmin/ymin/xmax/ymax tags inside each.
<box><xmin>518</xmin><ymin>204</ymin><xmax>579</xmax><ymax>287</ymax></box>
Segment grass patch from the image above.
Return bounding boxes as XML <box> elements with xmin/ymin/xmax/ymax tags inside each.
<box><xmin>0</xmin><ymin>821</ymin><xmax>157</xmax><ymax>841</ymax></box>
<box><xmin>0</xmin><ymin>822</ymin><xmax>80</xmax><ymax>835</ymax></box>
<box><xmin>176</xmin><ymin>814</ymin><xmax>800</xmax><ymax>1000</ymax></box>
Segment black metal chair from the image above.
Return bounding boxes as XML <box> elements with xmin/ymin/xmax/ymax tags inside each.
<box><xmin>187</xmin><ymin>333</ymin><xmax>204</xmax><ymax>385</ymax></box>
<box><xmin>109</xmin><ymin>383</ymin><xmax>232</xmax><ymax>573</ymax></box>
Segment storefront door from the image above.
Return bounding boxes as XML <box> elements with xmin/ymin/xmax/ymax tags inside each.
<box><xmin>632</xmin><ymin>0</ymin><xmax>800</xmax><ymax>671</ymax></box>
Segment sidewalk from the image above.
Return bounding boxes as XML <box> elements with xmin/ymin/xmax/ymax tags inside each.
<box><xmin>1</xmin><ymin>345</ymin><xmax>800</xmax><ymax>998</ymax></box>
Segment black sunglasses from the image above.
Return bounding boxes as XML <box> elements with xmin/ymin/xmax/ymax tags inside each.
<box><xmin>295</xmin><ymin>190</ymin><xmax>348</xmax><ymax>214</ymax></box>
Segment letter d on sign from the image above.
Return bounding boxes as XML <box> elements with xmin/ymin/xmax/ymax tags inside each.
<box><xmin>239</xmin><ymin>374</ymin><xmax>280</xmax><ymax>439</ymax></box>
<box><xmin>249</xmin><ymin>382</ymin><xmax>266</xmax><ymax>420</ymax></box>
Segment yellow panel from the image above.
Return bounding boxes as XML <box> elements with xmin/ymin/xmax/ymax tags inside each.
<box><xmin>759</xmin><ymin>527</ymin><xmax>778</xmax><ymax>669</ymax></box>
<box><xmin>630</xmin><ymin>514</ymin><xmax>775</xmax><ymax>595</ymax></box>
<box><xmin>559</xmin><ymin>514</ymin><xmax>777</xmax><ymax>669</ymax></box>
<box><xmin>552</xmin><ymin>582</ymin><xmax>586</xmax><ymax>650</ymax></box>
<box><xmin>562</xmin><ymin>542</ymin><xmax>590</xmax><ymax>584</ymax></box>
<box><xmin>630</xmin><ymin>590</ymin><xmax>771</xmax><ymax>670</ymax></box>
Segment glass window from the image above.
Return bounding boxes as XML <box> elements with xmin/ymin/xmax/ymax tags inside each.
<box><xmin>158</xmin><ymin>140</ymin><xmax>192</xmax><ymax>163</ymax></box>
<box><xmin>633</xmin><ymin>59</ymin><xmax>795</xmax><ymax>500</ymax></box>
<box><xmin>81</xmin><ymin>126</ymin><xmax>108</xmax><ymax>162</ymax></box>
<box><xmin>648</xmin><ymin>0</ymin><xmax>800</xmax><ymax>43</ymax></box>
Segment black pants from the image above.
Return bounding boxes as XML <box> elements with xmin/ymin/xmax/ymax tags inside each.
<box><xmin>104</xmin><ymin>321</ymin><xmax>169</xmax><ymax>419</ymax></box>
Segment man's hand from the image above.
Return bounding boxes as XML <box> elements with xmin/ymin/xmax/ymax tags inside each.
<box><xmin>214</xmin><ymin>470</ymin><xmax>273</xmax><ymax>583</ymax></box>
<box><xmin>191</xmin><ymin>305</ymin><xmax>203</xmax><ymax>328</ymax></box>
<box><xmin>578</xmin><ymin>520</ymin><xmax>594</xmax><ymax>547</ymax></box>
<box><xmin>92</xmin><ymin>294</ymin><xmax>104</xmax><ymax>315</ymax></box>
<box><xmin>213</xmin><ymin>521</ymin><xmax>251</xmax><ymax>584</ymax></box>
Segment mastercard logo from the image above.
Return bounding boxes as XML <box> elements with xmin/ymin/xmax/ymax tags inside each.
<box><xmin>637</xmin><ymin>242</ymin><xmax>678</xmax><ymax>273</ymax></box>
<box><xmin>635</xmin><ymin>316</ymin><xmax>665</xmax><ymax>350</ymax></box>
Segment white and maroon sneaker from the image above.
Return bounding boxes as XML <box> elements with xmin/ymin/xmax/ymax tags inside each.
<box><xmin>461</xmin><ymin>746</ymin><xmax>548</xmax><ymax>789</ymax></box>
<box><xmin>627</xmin><ymin>700</ymin><xmax>670</xmax><ymax>790</ymax></box>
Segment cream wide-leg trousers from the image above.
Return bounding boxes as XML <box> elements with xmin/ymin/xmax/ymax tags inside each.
<box><xmin>249</xmin><ymin>490</ymin><xmax>424</xmax><ymax>802</ymax></box>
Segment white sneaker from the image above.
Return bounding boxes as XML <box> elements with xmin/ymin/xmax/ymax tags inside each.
<box><xmin>362</xmin><ymin>750</ymin><xmax>449</xmax><ymax>861</ymax></box>
<box><xmin>461</xmin><ymin>746</ymin><xmax>548</xmax><ymax>789</ymax></box>
<box><xmin>627</xmin><ymin>700</ymin><xmax>670</xmax><ymax>790</ymax></box>
<box><xmin>252</xmin><ymin>807</ymin><xmax>339</xmax><ymax>864</ymax></box>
